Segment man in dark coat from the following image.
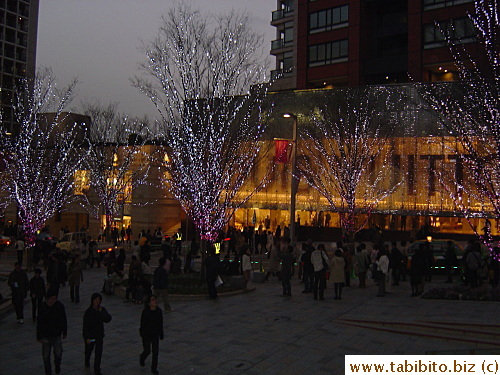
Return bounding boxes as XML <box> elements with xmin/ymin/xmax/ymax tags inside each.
<box><xmin>37</xmin><ymin>289</ymin><xmax>67</xmax><ymax>375</ymax></box>
<box><xmin>30</xmin><ymin>268</ymin><xmax>46</xmax><ymax>322</ymax></box>
<box><xmin>301</xmin><ymin>241</ymin><xmax>314</xmax><ymax>293</ymax></box>
<box><xmin>204</xmin><ymin>248</ymin><xmax>221</xmax><ymax>299</ymax></box>
<box><xmin>153</xmin><ymin>257</ymin><xmax>172</xmax><ymax>311</ymax></box>
<box><xmin>83</xmin><ymin>293</ymin><xmax>112</xmax><ymax>375</ymax></box>
<box><xmin>8</xmin><ymin>262</ymin><xmax>29</xmax><ymax>323</ymax></box>
<box><xmin>390</xmin><ymin>242</ymin><xmax>404</xmax><ymax>286</ymax></box>
<box><xmin>139</xmin><ymin>295</ymin><xmax>164</xmax><ymax>375</ymax></box>
<box><xmin>281</xmin><ymin>245</ymin><xmax>295</xmax><ymax>296</ymax></box>
<box><xmin>410</xmin><ymin>244</ymin><xmax>427</xmax><ymax>296</ymax></box>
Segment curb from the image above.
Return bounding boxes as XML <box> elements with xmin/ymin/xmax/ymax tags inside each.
<box><xmin>168</xmin><ymin>286</ymin><xmax>256</xmax><ymax>301</ymax></box>
<box><xmin>114</xmin><ymin>285</ymin><xmax>256</xmax><ymax>302</ymax></box>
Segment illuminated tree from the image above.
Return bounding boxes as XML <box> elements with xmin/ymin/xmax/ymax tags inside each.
<box><xmin>297</xmin><ymin>87</ymin><xmax>402</xmax><ymax>241</ymax></box>
<box><xmin>0</xmin><ymin>68</ymin><xmax>89</xmax><ymax>247</ymax></box>
<box><xmin>133</xmin><ymin>4</ymin><xmax>270</xmax><ymax>244</ymax></box>
<box><xmin>419</xmin><ymin>0</ymin><xmax>499</xmax><ymax>250</ymax></box>
<box><xmin>81</xmin><ymin>102</ymin><xmax>152</xmax><ymax>237</ymax></box>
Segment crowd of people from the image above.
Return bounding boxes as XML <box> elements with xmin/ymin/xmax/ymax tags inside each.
<box><xmin>5</xmin><ymin>224</ymin><xmax>500</xmax><ymax>374</ymax></box>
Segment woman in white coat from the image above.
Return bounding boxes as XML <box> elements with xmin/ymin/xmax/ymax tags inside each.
<box><xmin>331</xmin><ymin>250</ymin><xmax>346</xmax><ymax>299</ymax></box>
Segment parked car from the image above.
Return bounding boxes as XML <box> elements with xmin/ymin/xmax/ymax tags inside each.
<box><xmin>57</xmin><ymin>232</ymin><xmax>116</xmax><ymax>262</ymax></box>
<box><xmin>406</xmin><ymin>239</ymin><xmax>464</xmax><ymax>271</ymax></box>
<box><xmin>0</xmin><ymin>235</ymin><xmax>12</xmax><ymax>250</ymax></box>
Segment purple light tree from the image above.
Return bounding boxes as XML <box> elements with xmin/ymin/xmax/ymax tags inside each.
<box><xmin>133</xmin><ymin>4</ymin><xmax>270</xmax><ymax>245</ymax></box>
<box><xmin>81</xmin><ymin>102</ymin><xmax>152</xmax><ymax>239</ymax></box>
<box><xmin>297</xmin><ymin>87</ymin><xmax>402</xmax><ymax>242</ymax></box>
<box><xmin>0</xmin><ymin>68</ymin><xmax>89</xmax><ymax>248</ymax></box>
<box><xmin>419</xmin><ymin>0</ymin><xmax>499</xmax><ymax>252</ymax></box>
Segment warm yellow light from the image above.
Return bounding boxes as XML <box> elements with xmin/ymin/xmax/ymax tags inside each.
<box><xmin>426</xmin><ymin>236</ymin><xmax>432</xmax><ymax>242</ymax></box>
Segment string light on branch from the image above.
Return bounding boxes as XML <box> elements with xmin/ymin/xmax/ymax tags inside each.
<box><xmin>133</xmin><ymin>4</ymin><xmax>271</xmax><ymax>243</ymax></box>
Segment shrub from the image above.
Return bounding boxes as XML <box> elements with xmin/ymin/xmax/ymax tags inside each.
<box><xmin>422</xmin><ymin>286</ymin><xmax>500</xmax><ymax>302</ymax></box>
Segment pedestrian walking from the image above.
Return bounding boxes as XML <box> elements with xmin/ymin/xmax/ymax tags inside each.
<box><xmin>400</xmin><ymin>240</ymin><xmax>409</xmax><ymax>281</ymax></box>
<box><xmin>30</xmin><ymin>268</ymin><xmax>46</xmax><ymax>322</ymax></box>
<box><xmin>265</xmin><ymin>239</ymin><xmax>281</xmax><ymax>281</ymax></box>
<box><xmin>376</xmin><ymin>249</ymin><xmax>389</xmax><ymax>297</ymax></box>
<box><xmin>46</xmin><ymin>253</ymin><xmax>67</xmax><ymax>295</ymax></box>
<box><xmin>301</xmin><ymin>240</ymin><xmax>314</xmax><ymax>293</ymax></box>
<box><xmin>68</xmin><ymin>255</ymin><xmax>84</xmax><ymax>303</ymax></box>
<box><xmin>153</xmin><ymin>256</ymin><xmax>172</xmax><ymax>311</ymax></box>
<box><xmin>204</xmin><ymin>248</ymin><xmax>221</xmax><ymax>299</ymax></box>
<box><xmin>83</xmin><ymin>293</ymin><xmax>112</xmax><ymax>375</ymax></box>
<box><xmin>8</xmin><ymin>262</ymin><xmax>29</xmax><ymax>323</ymax></box>
<box><xmin>242</xmin><ymin>245</ymin><xmax>253</xmax><ymax>290</ymax></box>
<box><xmin>353</xmin><ymin>243</ymin><xmax>369</xmax><ymax>288</ymax></box>
<box><xmin>331</xmin><ymin>249</ymin><xmax>346</xmax><ymax>299</ymax></box>
<box><xmin>37</xmin><ymin>289</ymin><xmax>67</xmax><ymax>375</ymax></box>
<box><xmin>390</xmin><ymin>241</ymin><xmax>404</xmax><ymax>286</ymax></box>
<box><xmin>311</xmin><ymin>244</ymin><xmax>329</xmax><ymax>300</ymax></box>
<box><xmin>281</xmin><ymin>245</ymin><xmax>294</xmax><ymax>296</ymax></box>
<box><xmin>15</xmin><ymin>237</ymin><xmax>25</xmax><ymax>267</ymax></box>
<box><xmin>139</xmin><ymin>295</ymin><xmax>164</xmax><ymax>375</ymax></box>
<box><xmin>410</xmin><ymin>244</ymin><xmax>426</xmax><ymax>296</ymax></box>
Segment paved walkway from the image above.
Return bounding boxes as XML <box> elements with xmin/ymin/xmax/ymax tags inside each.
<box><xmin>0</xmin><ymin>246</ymin><xmax>499</xmax><ymax>375</ymax></box>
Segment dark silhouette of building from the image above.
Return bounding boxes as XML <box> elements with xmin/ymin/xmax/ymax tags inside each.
<box><xmin>0</xmin><ymin>0</ymin><xmax>40</xmax><ymax>133</ymax></box>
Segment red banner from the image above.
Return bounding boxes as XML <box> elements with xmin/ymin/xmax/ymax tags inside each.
<box><xmin>274</xmin><ymin>139</ymin><xmax>291</xmax><ymax>163</ymax></box>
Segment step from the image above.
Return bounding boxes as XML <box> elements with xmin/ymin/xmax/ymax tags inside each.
<box><xmin>338</xmin><ymin>318</ymin><xmax>500</xmax><ymax>347</ymax></box>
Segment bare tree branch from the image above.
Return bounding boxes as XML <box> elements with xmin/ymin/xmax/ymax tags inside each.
<box><xmin>133</xmin><ymin>4</ymin><xmax>271</xmax><ymax>242</ymax></box>
<box><xmin>0</xmin><ymin>68</ymin><xmax>89</xmax><ymax>247</ymax></box>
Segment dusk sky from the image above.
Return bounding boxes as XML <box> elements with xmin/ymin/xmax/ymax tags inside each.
<box><xmin>36</xmin><ymin>0</ymin><xmax>276</xmax><ymax>121</ymax></box>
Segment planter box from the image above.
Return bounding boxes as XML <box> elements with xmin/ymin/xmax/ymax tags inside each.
<box><xmin>252</xmin><ymin>271</ymin><xmax>266</xmax><ymax>283</ymax></box>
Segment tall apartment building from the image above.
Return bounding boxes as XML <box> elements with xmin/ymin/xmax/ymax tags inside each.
<box><xmin>270</xmin><ymin>0</ymin><xmax>481</xmax><ymax>91</ymax></box>
<box><xmin>0</xmin><ymin>0</ymin><xmax>39</xmax><ymax>133</ymax></box>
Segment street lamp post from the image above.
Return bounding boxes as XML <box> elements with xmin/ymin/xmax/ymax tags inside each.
<box><xmin>283</xmin><ymin>113</ymin><xmax>298</xmax><ymax>243</ymax></box>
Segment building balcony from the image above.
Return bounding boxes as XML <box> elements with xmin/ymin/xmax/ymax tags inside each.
<box><xmin>272</xmin><ymin>9</ymin><xmax>284</xmax><ymax>21</ymax></box>
<box><xmin>271</xmin><ymin>39</ymin><xmax>293</xmax><ymax>53</ymax></box>
<box><xmin>271</xmin><ymin>9</ymin><xmax>294</xmax><ymax>25</ymax></box>
<box><xmin>271</xmin><ymin>68</ymin><xmax>294</xmax><ymax>81</ymax></box>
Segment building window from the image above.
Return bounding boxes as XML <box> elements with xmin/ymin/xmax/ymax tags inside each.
<box><xmin>308</xmin><ymin>39</ymin><xmax>348</xmax><ymax>67</ymax></box>
<box><xmin>283</xmin><ymin>21</ymin><xmax>294</xmax><ymax>45</ymax></box>
<box><xmin>272</xmin><ymin>0</ymin><xmax>294</xmax><ymax>21</ymax></box>
<box><xmin>74</xmin><ymin>170</ymin><xmax>90</xmax><ymax>195</ymax></box>
<box><xmin>423</xmin><ymin>0</ymin><xmax>473</xmax><ymax>10</ymax></box>
<box><xmin>282</xmin><ymin>0</ymin><xmax>294</xmax><ymax>13</ymax></box>
<box><xmin>423</xmin><ymin>17</ymin><xmax>476</xmax><ymax>49</ymax></box>
<box><xmin>283</xmin><ymin>51</ymin><xmax>293</xmax><ymax>71</ymax></box>
<box><xmin>271</xmin><ymin>51</ymin><xmax>293</xmax><ymax>80</ymax></box>
<box><xmin>309</xmin><ymin>5</ymin><xmax>348</xmax><ymax>34</ymax></box>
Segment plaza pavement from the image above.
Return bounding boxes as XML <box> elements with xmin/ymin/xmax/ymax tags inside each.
<box><xmin>0</xmin><ymin>246</ymin><xmax>499</xmax><ymax>375</ymax></box>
